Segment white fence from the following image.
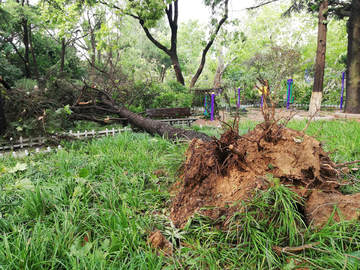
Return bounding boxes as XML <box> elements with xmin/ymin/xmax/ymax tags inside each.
<box><xmin>68</xmin><ymin>127</ymin><xmax>131</xmax><ymax>139</ymax></box>
<box><xmin>0</xmin><ymin>127</ymin><xmax>131</xmax><ymax>156</ymax></box>
<box><xmin>0</xmin><ymin>145</ymin><xmax>63</xmax><ymax>159</ymax></box>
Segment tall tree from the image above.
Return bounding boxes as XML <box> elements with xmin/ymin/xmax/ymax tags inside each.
<box><xmin>76</xmin><ymin>8</ymin><xmax>105</xmax><ymax>77</ymax></box>
<box><xmin>344</xmin><ymin>0</ymin><xmax>360</xmax><ymax>113</ymax></box>
<box><xmin>28</xmin><ymin>11</ymin><xmax>40</xmax><ymax>85</ymax></box>
<box><xmin>0</xmin><ymin>77</ymin><xmax>10</xmax><ymax>135</ymax></box>
<box><xmin>189</xmin><ymin>0</ymin><xmax>229</xmax><ymax>88</ymax></box>
<box><xmin>39</xmin><ymin>0</ymin><xmax>84</xmax><ymax>75</ymax></box>
<box><xmin>308</xmin><ymin>0</ymin><xmax>328</xmax><ymax>116</ymax></box>
<box><xmin>104</xmin><ymin>0</ymin><xmax>229</xmax><ymax>87</ymax></box>
<box><xmin>0</xmin><ymin>0</ymin><xmax>33</xmax><ymax>78</ymax></box>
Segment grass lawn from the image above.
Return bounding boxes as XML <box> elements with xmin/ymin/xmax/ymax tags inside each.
<box><xmin>1</xmin><ymin>120</ymin><xmax>360</xmax><ymax>269</ymax></box>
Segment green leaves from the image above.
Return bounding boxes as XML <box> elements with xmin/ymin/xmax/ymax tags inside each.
<box><xmin>78</xmin><ymin>168</ymin><xmax>90</xmax><ymax>178</ymax></box>
<box><xmin>124</xmin><ymin>0</ymin><xmax>167</xmax><ymax>29</ymax></box>
<box><xmin>4</xmin><ymin>178</ymin><xmax>35</xmax><ymax>191</ymax></box>
<box><xmin>7</xmin><ymin>162</ymin><xmax>28</xmax><ymax>174</ymax></box>
<box><xmin>14</xmin><ymin>178</ymin><xmax>35</xmax><ymax>191</ymax></box>
<box><xmin>69</xmin><ymin>237</ymin><xmax>109</xmax><ymax>261</ymax></box>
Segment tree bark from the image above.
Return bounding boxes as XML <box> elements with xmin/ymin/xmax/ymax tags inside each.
<box><xmin>60</xmin><ymin>37</ymin><xmax>66</xmax><ymax>74</ymax></box>
<box><xmin>22</xmin><ymin>17</ymin><xmax>31</xmax><ymax>78</ymax></box>
<box><xmin>213</xmin><ymin>46</ymin><xmax>225</xmax><ymax>89</ymax></box>
<box><xmin>0</xmin><ymin>77</ymin><xmax>12</xmax><ymax>90</ymax></box>
<box><xmin>169</xmin><ymin>51</ymin><xmax>184</xmax><ymax>86</ymax></box>
<box><xmin>308</xmin><ymin>0</ymin><xmax>328</xmax><ymax>117</ymax></box>
<box><xmin>125</xmin><ymin>0</ymin><xmax>228</xmax><ymax>87</ymax></box>
<box><xmin>109</xmin><ymin>47</ymin><xmax>114</xmax><ymax>80</ymax></box>
<box><xmin>344</xmin><ymin>0</ymin><xmax>360</xmax><ymax>114</ymax></box>
<box><xmin>0</xmin><ymin>95</ymin><xmax>6</xmax><ymax>135</ymax></box>
<box><xmin>28</xmin><ymin>24</ymin><xmax>40</xmax><ymax>86</ymax></box>
<box><xmin>89</xmin><ymin>20</ymin><xmax>96</xmax><ymax>77</ymax></box>
<box><xmin>0</xmin><ymin>79</ymin><xmax>7</xmax><ymax>135</ymax></box>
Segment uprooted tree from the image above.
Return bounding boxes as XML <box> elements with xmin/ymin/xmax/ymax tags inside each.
<box><xmin>170</xmin><ymin>78</ymin><xmax>360</xmax><ymax>228</ymax></box>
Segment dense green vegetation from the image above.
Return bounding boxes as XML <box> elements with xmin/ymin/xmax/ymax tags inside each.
<box><xmin>0</xmin><ymin>0</ymin><xmax>355</xmax><ymax>137</ymax></box>
<box><xmin>0</xmin><ymin>120</ymin><xmax>360</xmax><ymax>269</ymax></box>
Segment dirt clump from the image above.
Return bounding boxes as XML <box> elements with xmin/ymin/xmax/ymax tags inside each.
<box><xmin>148</xmin><ymin>230</ymin><xmax>173</xmax><ymax>256</ymax></box>
<box><xmin>305</xmin><ymin>191</ymin><xmax>360</xmax><ymax>227</ymax></box>
<box><xmin>170</xmin><ymin>121</ymin><xmax>358</xmax><ymax>228</ymax></box>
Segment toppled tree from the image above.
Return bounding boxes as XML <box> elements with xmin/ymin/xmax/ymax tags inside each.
<box><xmin>69</xmin><ymin>61</ymin><xmax>212</xmax><ymax>142</ymax></box>
<box><xmin>71</xmin><ymin>82</ymin><xmax>211</xmax><ymax>142</ymax></box>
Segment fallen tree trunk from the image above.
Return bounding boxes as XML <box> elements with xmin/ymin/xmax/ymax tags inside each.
<box><xmin>71</xmin><ymin>83</ymin><xmax>212</xmax><ymax>142</ymax></box>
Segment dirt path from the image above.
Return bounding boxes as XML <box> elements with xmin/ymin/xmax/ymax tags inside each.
<box><xmin>193</xmin><ymin>108</ymin><xmax>344</xmax><ymax>126</ymax></box>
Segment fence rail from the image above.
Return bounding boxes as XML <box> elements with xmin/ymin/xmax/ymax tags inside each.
<box><xmin>0</xmin><ymin>127</ymin><xmax>131</xmax><ymax>152</ymax></box>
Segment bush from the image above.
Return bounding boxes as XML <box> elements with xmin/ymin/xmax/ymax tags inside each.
<box><xmin>138</xmin><ymin>81</ymin><xmax>193</xmax><ymax>109</ymax></box>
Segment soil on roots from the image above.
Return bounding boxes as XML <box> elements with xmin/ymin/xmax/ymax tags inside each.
<box><xmin>170</xmin><ymin>122</ymin><xmax>359</xmax><ymax>228</ymax></box>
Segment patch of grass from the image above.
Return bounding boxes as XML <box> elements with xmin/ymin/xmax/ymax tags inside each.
<box><xmin>1</xmin><ymin>121</ymin><xmax>360</xmax><ymax>269</ymax></box>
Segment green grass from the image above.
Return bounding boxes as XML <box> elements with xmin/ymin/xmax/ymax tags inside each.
<box><xmin>0</xmin><ymin>120</ymin><xmax>360</xmax><ymax>269</ymax></box>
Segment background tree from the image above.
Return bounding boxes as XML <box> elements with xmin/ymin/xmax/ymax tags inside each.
<box><xmin>344</xmin><ymin>0</ymin><xmax>360</xmax><ymax>113</ymax></box>
<box><xmin>104</xmin><ymin>0</ymin><xmax>229</xmax><ymax>87</ymax></box>
<box><xmin>308</xmin><ymin>0</ymin><xmax>328</xmax><ymax>116</ymax></box>
<box><xmin>0</xmin><ymin>0</ymin><xmax>35</xmax><ymax>80</ymax></box>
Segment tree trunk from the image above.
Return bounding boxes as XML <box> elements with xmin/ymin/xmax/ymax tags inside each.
<box><xmin>28</xmin><ymin>24</ymin><xmax>40</xmax><ymax>86</ymax></box>
<box><xmin>60</xmin><ymin>37</ymin><xmax>66</xmax><ymax>74</ymax></box>
<box><xmin>135</xmin><ymin>1</ymin><xmax>185</xmax><ymax>85</ymax></box>
<box><xmin>90</xmin><ymin>27</ymin><xmax>96</xmax><ymax>77</ymax></box>
<box><xmin>0</xmin><ymin>82</ymin><xmax>7</xmax><ymax>135</ymax></box>
<box><xmin>22</xmin><ymin>18</ymin><xmax>31</xmax><ymax>78</ymax></box>
<box><xmin>344</xmin><ymin>0</ymin><xmax>360</xmax><ymax>114</ymax></box>
<box><xmin>98</xmin><ymin>50</ymin><xmax>101</xmax><ymax>64</ymax></box>
<box><xmin>213</xmin><ymin>46</ymin><xmax>225</xmax><ymax>89</ymax></box>
<box><xmin>109</xmin><ymin>48</ymin><xmax>114</xmax><ymax>80</ymax></box>
<box><xmin>308</xmin><ymin>0</ymin><xmax>328</xmax><ymax>117</ymax></box>
<box><xmin>117</xmin><ymin>107</ymin><xmax>211</xmax><ymax>142</ymax></box>
<box><xmin>170</xmin><ymin>51</ymin><xmax>185</xmax><ymax>85</ymax></box>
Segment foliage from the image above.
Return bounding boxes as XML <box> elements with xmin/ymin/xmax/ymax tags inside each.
<box><xmin>134</xmin><ymin>80</ymin><xmax>193</xmax><ymax>110</ymax></box>
<box><xmin>2</xmin><ymin>79</ymin><xmax>80</xmax><ymax>138</ymax></box>
<box><xmin>0</xmin><ymin>58</ymin><xmax>22</xmax><ymax>86</ymax></box>
<box><xmin>246</xmin><ymin>45</ymin><xmax>301</xmax><ymax>85</ymax></box>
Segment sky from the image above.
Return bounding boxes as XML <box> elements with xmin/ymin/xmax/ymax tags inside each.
<box><xmin>178</xmin><ymin>0</ymin><xmax>257</xmax><ymax>23</ymax></box>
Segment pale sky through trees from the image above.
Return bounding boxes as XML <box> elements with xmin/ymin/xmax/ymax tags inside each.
<box><xmin>178</xmin><ymin>0</ymin><xmax>257</xmax><ymax>23</ymax></box>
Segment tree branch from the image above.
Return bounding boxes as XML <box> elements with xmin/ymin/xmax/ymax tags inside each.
<box><xmin>127</xmin><ymin>14</ymin><xmax>171</xmax><ymax>56</ymax></box>
<box><xmin>190</xmin><ymin>0</ymin><xmax>229</xmax><ymax>88</ymax></box>
<box><xmin>0</xmin><ymin>77</ymin><xmax>12</xmax><ymax>90</ymax></box>
<box><xmin>246</xmin><ymin>0</ymin><xmax>281</xmax><ymax>10</ymax></box>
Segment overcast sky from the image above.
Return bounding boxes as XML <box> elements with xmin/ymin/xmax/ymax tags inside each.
<box><xmin>178</xmin><ymin>0</ymin><xmax>256</xmax><ymax>23</ymax></box>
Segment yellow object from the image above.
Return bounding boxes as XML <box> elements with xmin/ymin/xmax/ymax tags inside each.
<box><xmin>258</xmin><ymin>86</ymin><xmax>268</xmax><ymax>95</ymax></box>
